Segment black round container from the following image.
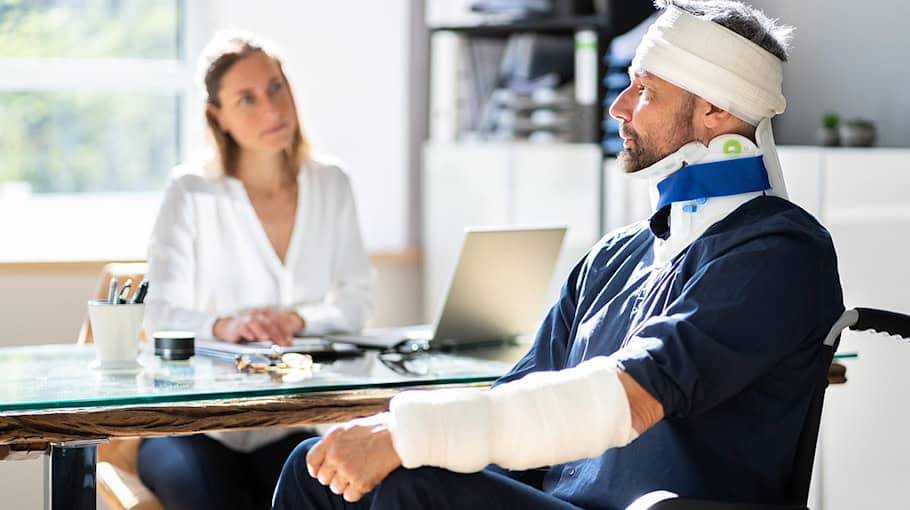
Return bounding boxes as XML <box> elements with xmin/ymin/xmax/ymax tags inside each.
<box><xmin>154</xmin><ymin>331</ymin><xmax>195</xmax><ymax>361</ymax></box>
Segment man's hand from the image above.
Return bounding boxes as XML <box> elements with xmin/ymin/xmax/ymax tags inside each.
<box><xmin>213</xmin><ymin>309</ymin><xmax>305</xmax><ymax>346</ymax></box>
<box><xmin>306</xmin><ymin>413</ymin><xmax>402</xmax><ymax>503</ymax></box>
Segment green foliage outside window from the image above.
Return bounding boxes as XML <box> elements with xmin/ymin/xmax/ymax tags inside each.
<box><xmin>0</xmin><ymin>0</ymin><xmax>182</xmax><ymax>193</ymax></box>
<box><xmin>0</xmin><ymin>0</ymin><xmax>180</xmax><ymax>58</ymax></box>
<box><xmin>1</xmin><ymin>92</ymin><xmax>179</xmax><ymax>193</ymax></box>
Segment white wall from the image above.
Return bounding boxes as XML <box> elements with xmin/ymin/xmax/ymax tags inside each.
<box><xmin>748</xmin><ymin>1</ymin><xmax>910</xmax><ymax>147</ymax></box>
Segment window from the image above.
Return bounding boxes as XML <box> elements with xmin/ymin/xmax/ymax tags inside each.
<box><xmin>0</xmin><ymin>0</ymin><xmax>196</xmax><ymax>261</ymax></box>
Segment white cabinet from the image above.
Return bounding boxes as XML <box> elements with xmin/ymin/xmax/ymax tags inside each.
<box><xmin>422</xmin><ymin>142</ymin><xmax>601</xmax><ymax>322</ymax></box>
<box><xmin>798</xmin><ymin>148</ymin><xmax>910</xmax><ymax>510</ymax></box>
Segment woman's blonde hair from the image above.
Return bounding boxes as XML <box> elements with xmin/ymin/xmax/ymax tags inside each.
<box><xmin>197</xmin><ymin>30</ymin><xmax>311</xmax><ymax>177</ymax></box>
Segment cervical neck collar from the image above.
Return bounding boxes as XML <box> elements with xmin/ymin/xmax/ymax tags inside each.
<box><xmin>628</xmin><ymin>119</ymin><xmax>787</xmax><ymax>212</ymax></box>
<box><xmin>625</xmin><ymin>130</ymin><xmax>789</xmax><ymax>266</ymax></box>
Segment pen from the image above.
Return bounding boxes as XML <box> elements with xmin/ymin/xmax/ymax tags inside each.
<box><xmin>131</xmin><ymin>279</ymin><xmax>149</xmax><ymax>304</ymax></box>
<box><xmin>118</xmin><ymin>279</ymin><xmax>133</xmax><ymax>304</ymax></box>
<box><xmin>107</xmin><ymin>278</ymin><xmax>118</xmax><ymax>305</ymax></box>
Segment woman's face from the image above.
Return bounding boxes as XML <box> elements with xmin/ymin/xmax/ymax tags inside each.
<box><xmin>209</xmin><ymin>52</ymin><xmax>297</xmax><ymax>155</ymax></box>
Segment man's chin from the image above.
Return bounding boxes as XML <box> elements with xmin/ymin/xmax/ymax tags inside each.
<box><xmin>616</xmin><ymin>151</ymin><xmax>646</xmax><ymax>174</ymax></box>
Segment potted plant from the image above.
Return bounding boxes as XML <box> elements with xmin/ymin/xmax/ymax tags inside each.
<box><xmin>816</xmin><ymin>112</ymin><xmax>840</xmax><ymax>147</ymax></box>
<box><xmin>839</xmin><ymin>118</ymin><xmax>877</xmax><ymax>147</ymax></box>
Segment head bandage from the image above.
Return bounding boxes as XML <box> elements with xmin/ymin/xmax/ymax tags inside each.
<box><xmin>631</xmin><ymin>6</ymin><xmax>786</xmax><ymax>126</ymax></box>
<box><xmin>628</xmin><ymin>5</ymin><xmax>790</xmax><ymax>200</ymax></box>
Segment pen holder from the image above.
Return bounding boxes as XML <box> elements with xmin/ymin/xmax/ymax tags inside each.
<box><xmin>87</xmin><ymin>300</ymin><xmax>145</xmax><ymax>370</ymax></box>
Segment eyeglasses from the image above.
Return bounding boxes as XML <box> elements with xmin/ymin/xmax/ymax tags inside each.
<box><xmin>234</xmin><ymin>352</ymin><xmax>318</xmax><ymax>382</ymax></box>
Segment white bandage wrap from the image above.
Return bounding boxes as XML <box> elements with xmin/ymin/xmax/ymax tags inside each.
<box><xmin>632</xmin><ymin>6</ymin><xmax>786</xmax><ymax>126</ymax></box>
<box><xmin>388</xmin><ymin>356</ymin><xmax>637</xmax><ymax>473</ymax></box>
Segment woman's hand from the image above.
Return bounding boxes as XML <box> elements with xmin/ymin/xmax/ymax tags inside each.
<box><xmin>213</xmin><ymin>309</ymin><xmax>305</xmax><ymax>346</ymax></box>
<box><xmin>274</xmin><ymin>310</ymin><xmax>306</xmax><ymax>339</ymax></box>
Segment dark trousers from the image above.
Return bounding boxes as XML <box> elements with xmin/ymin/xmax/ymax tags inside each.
<box><xmin>272</xmin><ymin>437</ymin><xmax>584</xmax><ymax>510</ymax></box>
<box><xmin>139</xmin><ymin>431</ymin><xmax>315</xmax><ymax>510</ymax></box>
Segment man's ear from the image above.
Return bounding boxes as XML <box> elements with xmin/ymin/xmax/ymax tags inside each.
<box><xmin>702</xmin><ymin>102</ymin><xmax>735</xmax><ymax>131</ymax></box>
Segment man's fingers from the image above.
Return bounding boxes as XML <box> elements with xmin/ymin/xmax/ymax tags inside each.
<box><xmin>305</xmin><ymin>440</ymin><xmax>327</xmax><ymax>478</ymax></box>
<box><xmin>316</xmin><ymin>466</ymin><xmax>337</xmax><ymax>487</ymax></box>
<box><xmin>343</xmin><ymin>485</ymin><xmax>365</xmax><ymax>503</ymax></box>
<box><xmin>327</xmin><ymin>472</ymin><xmax>349</xmax><ymax>496</ymax></box>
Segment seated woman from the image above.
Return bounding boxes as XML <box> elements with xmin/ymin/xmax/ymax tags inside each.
<box><xmin>140</xmin><ymin>30</ymin><xmax>371</xmax><ymax>510</ymax></box>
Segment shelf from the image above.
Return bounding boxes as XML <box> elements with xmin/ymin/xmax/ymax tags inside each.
<box><xmin>430</xmin><ymin>15</ymin><xmax>607</xmax><ymax>37</ymax></box>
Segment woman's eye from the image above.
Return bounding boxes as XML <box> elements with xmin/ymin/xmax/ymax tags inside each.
<box><xmin>268</xmin><ymin>81</ymin><xmax>283</xmax><ymax>94</ymax></box>
<box><xmin>239</xmin><ymin>95</ymin><xmax>254</xmax><ymax>106</ymax></box>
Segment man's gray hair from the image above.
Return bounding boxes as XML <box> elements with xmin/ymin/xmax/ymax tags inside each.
<box><xmin>655</xmin><ymin>0</ymin><xmax>794</xmax><ymax>61</ymax></box>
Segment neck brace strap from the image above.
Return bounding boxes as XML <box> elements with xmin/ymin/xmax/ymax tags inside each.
<box><xmin>656</xmin><ymin>156</ymin><xmax>770</xmax><ymax>210</ymax></box>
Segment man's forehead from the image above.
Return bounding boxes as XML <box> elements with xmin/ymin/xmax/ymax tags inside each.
<box><xmin>628</xmin><ymin>69</ymin><xmax>669</xmax><ymax>87</ymax></box>
<box><xmin>628</xmin><ymin>68</ymin><xmax>656</xmax><ymax>81</ymax></box>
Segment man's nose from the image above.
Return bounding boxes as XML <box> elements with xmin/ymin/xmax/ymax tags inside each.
<box><xmin>609</xmin><ymin>86</ymin><xmax>634</xmax><ymax>123</ymax></box>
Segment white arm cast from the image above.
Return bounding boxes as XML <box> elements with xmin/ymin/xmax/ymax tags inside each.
<box><xmin>388</xmin><ymin>356</ymin><xmax>637</xmax><ymax>473</ymax></box>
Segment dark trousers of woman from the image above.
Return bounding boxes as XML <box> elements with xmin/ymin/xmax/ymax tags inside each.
<box><xmin>139</xmin><ymin>431</ymin><xmax>315</xmax><ymax>510</ymax></box>
<box><xmin>271</xmin><ymin>437</ymin><xmax>584</xmax><ymax>510</ymax></box>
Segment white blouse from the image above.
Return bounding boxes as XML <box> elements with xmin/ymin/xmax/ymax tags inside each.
<box><xmin>144</xmin><ymin>160</ymin><xmax>372</xmax><ymax>451</ymax></box>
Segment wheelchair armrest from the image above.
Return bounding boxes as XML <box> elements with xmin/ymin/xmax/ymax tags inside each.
<box><xmin>647</xmin><ymin>499</ymin><xmax>807</xmax><ymax>510</ymax></box>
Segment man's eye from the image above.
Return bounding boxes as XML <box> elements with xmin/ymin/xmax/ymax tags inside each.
<box><xmin>268</xmin><ymin>81</ymin><xmax>283</xmax><ymax>94</ymax></box>
<box><xmin>239</xmin><ymin>95</ymin><xmax>254</xmax><ymax>105</ymax></box>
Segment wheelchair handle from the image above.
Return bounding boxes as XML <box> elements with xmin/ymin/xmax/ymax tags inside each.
<box><xmin>823</xmin><ymin>307</ymin><xmax>910</xmax><ymax>347</ymax></box>
<box><xmin>850</xmin><ymin>307</ymin><xmax>910</xmax><ymax>340</ymax></box>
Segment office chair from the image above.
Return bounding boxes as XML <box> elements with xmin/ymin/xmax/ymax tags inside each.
<box><xmin>640</xmin><ymin>307</ymin><xmax>910</xmax><ymax>510</ymax></box>
<box><xmin>78</xmin><ymin>262</ymin><xmax>164</xmax><ymax>510</ymax></box>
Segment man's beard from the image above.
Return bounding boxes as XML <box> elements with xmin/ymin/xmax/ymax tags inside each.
<box><xmin>617</xmin><ymin>97</ymin><xmax>696</xmax><ymax>173</ymax></box>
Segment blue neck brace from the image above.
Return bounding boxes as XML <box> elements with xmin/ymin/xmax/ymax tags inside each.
<box><xmin>656</xmin><ymin>156</ymin><xmax>771</xmax><ymax>210</ymax></box>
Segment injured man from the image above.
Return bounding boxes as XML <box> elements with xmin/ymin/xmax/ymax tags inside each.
<box><xmin>273</xmin><ymin>1</ymin><xmax>845</xmax><ymax>509</ymax></box>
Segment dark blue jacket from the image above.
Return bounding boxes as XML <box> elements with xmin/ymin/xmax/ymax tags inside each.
<box><xmin>496</xmin><ymin>196</ymin><xmax>845</xmax><ymax>509</ymax></box>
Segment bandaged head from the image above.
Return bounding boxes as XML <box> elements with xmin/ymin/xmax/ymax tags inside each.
<box><xmin>631</xmin><ymin>4</ymin><xmax>786</xmax><ymax>126</ymax></box>
<box><xmin>628</xmin><ymin>2</ymin><xmax>790</xmax><ymax>199</ymax></box>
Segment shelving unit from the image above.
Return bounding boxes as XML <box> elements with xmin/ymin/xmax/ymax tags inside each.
<box><xmin>421</xmin><ymin>7</ymin><xmax>622</xmax><ymax>321</ymax></box>
<box><xmin>430</xmin><ymin>14</ymin><xmax>606</xmax><ymax>35</ymax></box>
<box><xmin>428</xmin><ymin>15</ymin><xmax>612</xmax><ymax>147</ymax></box>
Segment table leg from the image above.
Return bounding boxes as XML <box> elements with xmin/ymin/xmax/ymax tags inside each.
<box><xmin>45</xmin><ymin>442</ymin><xmax>98</xmax><ymax>510</ymax></box>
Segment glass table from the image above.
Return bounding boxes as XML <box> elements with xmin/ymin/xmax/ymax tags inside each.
<box><xmin>0</xmin><ymin>343</ymin><xmax>522</xmax><ymax>509</ymax></box>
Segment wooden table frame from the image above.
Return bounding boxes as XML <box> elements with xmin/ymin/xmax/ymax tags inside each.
<box><xmin>0</xmin><ymin>384</ymin><xmax>480</xmax><ymax>509</ymax></box>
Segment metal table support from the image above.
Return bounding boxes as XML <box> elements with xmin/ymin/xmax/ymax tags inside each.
<box><xmin>45</xmin><ymin>440</ymin><xmax>103</xmax><ymax>510</ymax></box>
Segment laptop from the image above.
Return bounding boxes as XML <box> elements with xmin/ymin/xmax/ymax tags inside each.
<box><xmin>328</xmin><ymin>226</ymin><xmax>567</xmax><ymax>350</ymax></box>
